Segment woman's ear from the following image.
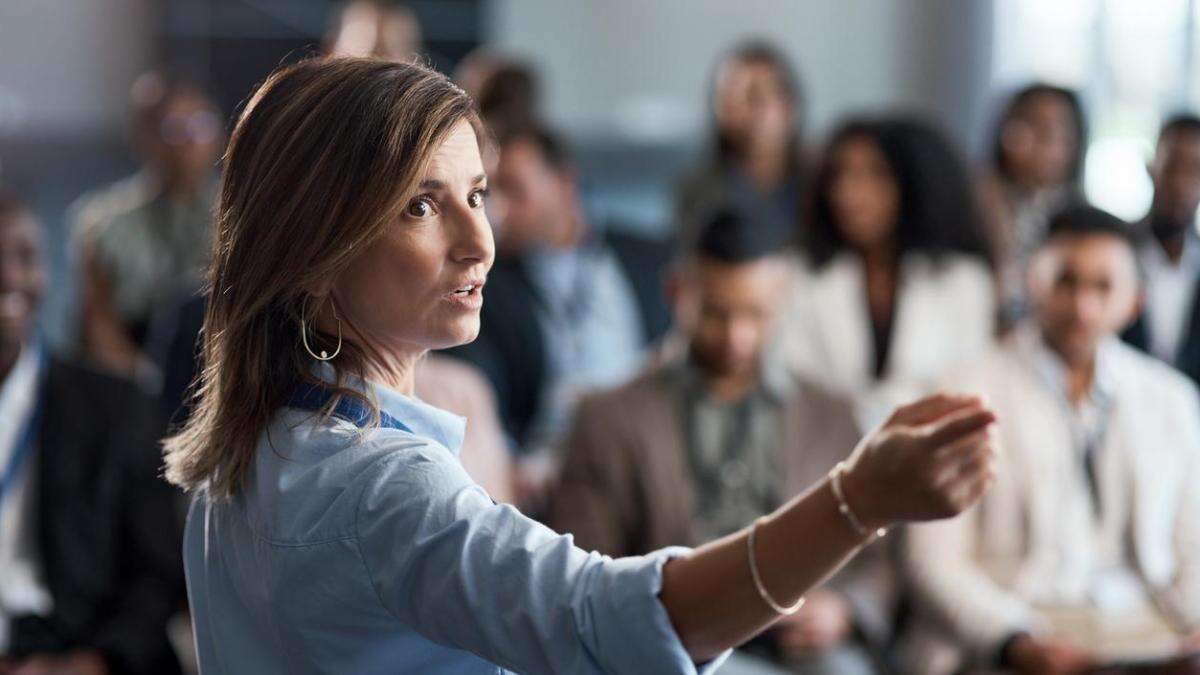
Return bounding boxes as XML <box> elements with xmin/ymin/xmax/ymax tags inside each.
<box><xmin>302</xmin><ymin>276</ymin><xmax>335</xmax><ymax>301</ymax></box>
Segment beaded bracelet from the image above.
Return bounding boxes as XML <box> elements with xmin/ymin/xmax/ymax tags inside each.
<box><xmin>830</xmin><ymin>461</ymin><xmax>888</xmax><ymax>541</ymax></box>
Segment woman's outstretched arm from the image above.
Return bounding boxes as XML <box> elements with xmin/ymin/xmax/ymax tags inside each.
<box><xmin>660</xmin><ymin>393</ymin><xmax>998</xmax><ymax>661</ymax></box>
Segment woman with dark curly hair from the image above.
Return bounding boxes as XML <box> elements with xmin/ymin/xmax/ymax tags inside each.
<box><xmin>781</xmin><ymin>116</ymin><xmax>997</xmax><ymax>428</ymax></box>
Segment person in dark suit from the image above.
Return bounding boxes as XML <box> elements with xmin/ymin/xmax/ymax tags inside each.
<box><xmin>443</xmin><ymin>123</ymin><xmax>657</xmax><ymax>454</ymax></box>
<box><xmin>1123</xmin><ymin>114</ymin><xmax>1200</xmax><ymax>385</ymax></box>
<box><xmin>0</xmin><ymin>192</ymin><xmax>182</xmax><ymax>675</ymax></box>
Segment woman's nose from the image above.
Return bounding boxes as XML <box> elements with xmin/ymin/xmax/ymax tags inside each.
<box><xmin>450</xmin><ymin>208</ymin><xmax>495</xmax><ymax>267</ymax></box>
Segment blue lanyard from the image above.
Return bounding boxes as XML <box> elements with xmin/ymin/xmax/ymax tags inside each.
<box><xmin>287</xmin><ymin>382</ymin><xmax>412</xmax><ymax>433</ymax></box>
<box><xmin>0</xmin><ymin>356</ymin><xmax>45</xmax><ymax>517</ymax></box>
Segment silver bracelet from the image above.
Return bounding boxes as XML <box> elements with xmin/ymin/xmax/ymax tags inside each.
<box><xmin>830</xmin><ymin>462</ymin><xmax>888</xmax><ymax>540</ymax></box>
<box><xmin>747</xmin><ymin>517</ymin><xmax>805</xmax><ymax>615</ymax></box>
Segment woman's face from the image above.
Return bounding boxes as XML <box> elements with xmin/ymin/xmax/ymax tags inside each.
<box><xmin>829</xmin><ymin>135</ymin><xmax>899</xmax><ymax>251</ymax></box>
<box><xmin>713</xmin><ymin>58</ymin><xmax>793</xmax><ymax>155</ymax></box>
<box><xmin>331</xmin><ymin>120</ymin><xmax>494</xmax><ymax>358</ymax></box>
<box><xmin>1001</xmin><ymin>93</ymin><xmax>1078</xmax><ymax>189</ymax></box>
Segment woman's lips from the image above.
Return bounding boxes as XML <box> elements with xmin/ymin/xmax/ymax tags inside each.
<box><xmin>443</xmin><ymin>283</ymin><xmax>484</xmax><ymax>309</ymax></box>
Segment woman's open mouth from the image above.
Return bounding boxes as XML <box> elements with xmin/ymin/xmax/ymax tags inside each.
<box><xmin>444</xmin><ymin>282</ymin><xmax>484</xmax><ymax>308</ymax></box>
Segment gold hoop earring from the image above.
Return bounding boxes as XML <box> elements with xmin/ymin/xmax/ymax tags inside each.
<box><xmin>301</xmin><ymin>297</ymin><xmax>342</xmax><ymax>361</ymax></box>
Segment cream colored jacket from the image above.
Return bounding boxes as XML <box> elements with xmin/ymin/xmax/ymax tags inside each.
<box><xmin>903</xmin><ymin>328</ymin><xmax>1200</xmax><ymax>672</ymax></box>
<box><xmin>780</xmin><ymin>251</ymin><xmax>996</xmax><ymax>429</ymax></box>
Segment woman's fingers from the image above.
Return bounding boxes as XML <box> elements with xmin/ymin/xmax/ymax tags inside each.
<box><xmin>929</xmin><ymin>430</ymin><xmax>991</xmax><ymax>483</ymax></box>
<box><xmin>887</xmin><ymin>392</ymin><xmax>983</xmax><ymax>428</ymax></box>
<box><xmin>921</xmin><ymin>405</ymin><xmax>996</xmax><ymax>449</ymax></box>
<box><xmin>938</xmin><ymin>437</ymin><xmax>998</xmax><ymax>512</ymax></box>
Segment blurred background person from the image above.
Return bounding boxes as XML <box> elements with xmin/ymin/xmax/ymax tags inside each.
<box><xmin>675</xmin><ymin>40</ymin><xmax>806</xmax><ymax>246</ymax></box>
<box><xmin>904</xmin><ymin>206</ymin><xmax>1200</xmax><ymax>675</ymax></box>
<box><xmin>550</xmin><ymin>208</ymin><xmax>896</xmax><ymax>675</ymax></box>
<box><xmin>979</xmin><ymin>84</ymin><xmax>1088</xmax><ymax>327</ymax></box>
<box><xmin>1124</xmin><ymin>114</ymin><xmax>1200</xmax><ymax>386</ymax></box>
<box><xmin>0</xmin><ymin>192</ymin><xmax>183</xmax><ymax>675</ymax></box>
<box><xmin>470</xmin><ymin>58</ymin><xmax>542</xmax><ymax>141</ymax></box>
<box><xmin>69</xmin><ymin>72</ymin><xmax>221</xmax><ymax>384</ymax></box>
<box><xmin>780</xmin><ymin>116</ymin><xmax>995</xmax><ymax>429</ymax></box>
<box><xmin>443</xmin><ymin>122</ymin><xmax>651</xmax><ymax>508</ymax></box>
<box><xmin>325</xmin><ymin>0</ymin><xmax>422</xmax><ymax>62</ymax></box>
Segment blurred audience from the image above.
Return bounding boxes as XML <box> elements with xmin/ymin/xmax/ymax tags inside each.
<box><xmin>675</xmin><ymin>40</ymin><xmax>806</xmax><ymax>245</ymax></box>
<box><xmin>69</xmin><ymin>72</ymin><xmax>221</xmax><ymax>384</ymax></box>
<box><xmin>980</xmin><ymin>84</ymin><xmax>1088</xmax><ymax>326</ymax></box>
<box><xmin>444</xmin><ymin>123</ymin><xmax>648</xmax><ymax>462</ymax></box>
<box><xmin>550</xmin><ymin>208</ymin><xmax>894</xmax><ymax>675</ymax></box>
<box><xmin>469</xmin><ymin>57</ymin><xmax>542</xmax><ymax>141</ymax></box>
<box><xmin>780</xmin><ymin>117</ymin><xmax>995</xmax><ymax>429</ymax></box>
<box><xmin>0</xmin><ymin>193</ymin><xmax>183</xmax><ymax>675</ymax></box>
<box><xmin>11</xmin><ymin>18</ymin><xmax>1200</xmax><ymax>674</ymax></box>
<box><xmin>1124</xmin><ymin>114</ymin><xmax>1200</xmax><ymax>385</ymax></box>
<box><xmin>454</xmin><ymin>53</ymin><xmax>542</xmax><ymax>226</ymax></box>
<box><xmin>325</xmin><ymin>0</ymin><xmax>422</xmax><ymax>62</ymax></box>
<box><xmin>904</xmin><ymin>206</ymin><xmax>1200</xmax><ymax>675</ymax></box>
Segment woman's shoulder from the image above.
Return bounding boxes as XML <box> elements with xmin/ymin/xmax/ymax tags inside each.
<box><xmin>243</xmin><ymin>413</ymin><xmax>471</xmax><ymax>545</ymax></box>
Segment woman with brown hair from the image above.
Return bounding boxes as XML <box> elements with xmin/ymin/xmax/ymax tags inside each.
<box><xmin>165</xmin><ymin>57</ymin><xmax>998</xmax><ymax>674</ymax></box>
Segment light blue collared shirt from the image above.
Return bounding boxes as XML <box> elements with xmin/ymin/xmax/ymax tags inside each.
<box><xmin>184</xmin><ymin>370</ymin><xmax>728</xmax><ymax>674</ymax></box>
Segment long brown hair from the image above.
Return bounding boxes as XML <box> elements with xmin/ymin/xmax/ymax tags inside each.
<box><xmin>163</xmin><ymin>57</ymin><xmax>480</xmax><ymax>499</ymax></box>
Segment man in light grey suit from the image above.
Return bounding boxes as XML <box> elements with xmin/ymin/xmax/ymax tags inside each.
<box><xmin>549</xmin><ymin>209</ymin><xmax>894</xmax><ymax>675</ymax></box>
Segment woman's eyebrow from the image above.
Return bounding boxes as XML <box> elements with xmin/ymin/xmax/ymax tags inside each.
<box><xmin>417</xmin><ymin>173</ymin><xmax>487</xmax><ymax>190</ymax></box>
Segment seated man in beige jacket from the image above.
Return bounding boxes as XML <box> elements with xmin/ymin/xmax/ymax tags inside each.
<box><xmin>549</xmin><ymin>209</ymin><xmax>896</xmax><ymax>675</ymax></box>
<box><xmin>904</xmin><ymin>206</ymin><xmax>1200</xmax><ymax>675</ymax></box>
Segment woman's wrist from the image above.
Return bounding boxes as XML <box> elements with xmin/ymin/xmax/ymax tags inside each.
<box><xmin>837</xmin><ymin>462</ymin><xmax>893</xmax><ymax>533</ymax></box>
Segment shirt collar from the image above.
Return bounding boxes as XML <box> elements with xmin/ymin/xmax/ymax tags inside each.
<box><xmin>1139</xmin><ymin>226</ymin><xmax>1200</xmax><ymax>273</ymax></box>
<box><xmin>1028</xmin><ymin>329</ymin><xmax>1118</xmax><ymax>410</ymax></box>
<box><xmin>0</xmin><ymin>342</ymin><xmax>43</xmax><ymax>461</ymax></box>
<box><xmin>671</xmin><ymin>342</ymin><xmax>795</xmax><ymax>406</ymax></box>
<box><xmin>312</xmin><ymin>361</ymin><xmax>467</xmax><ymax>456</ymax></box>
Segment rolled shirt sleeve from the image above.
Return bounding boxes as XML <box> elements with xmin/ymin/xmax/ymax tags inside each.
<box><xmin>355</xmin><ymin>439</ymin><xmax>730</xmax><ymax>674</ymax></box>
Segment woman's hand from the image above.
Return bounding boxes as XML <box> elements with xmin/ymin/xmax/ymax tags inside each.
<box><xmin>840</xmin><ymin>393</ymin><xmax>998</xmax><ymax>530</ymax></box>
<box><xmin>659</xmin><ymin>393</ymin><xmax>997</xmax><ymax>662</ymax></box>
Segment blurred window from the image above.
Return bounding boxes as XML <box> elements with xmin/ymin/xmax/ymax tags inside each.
<box><xmin>994</xmin><ymin>0</ymin><xmax>1200</xmax><ymax>223</ymax></box>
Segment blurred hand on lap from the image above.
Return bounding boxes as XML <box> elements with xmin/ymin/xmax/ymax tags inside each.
<box><xmin>1005</xmin><ymin>634</ymin><xmax>1095</xmax><ymax>674</ymax></box>
<box><xmin>773</xmin><ymin>589</ymin><xmax>854</xmax><ymax>656</ymax></box>
<box><xmin>4</xmin><ymin>650</ymin><xmax>109</xmax><ymax>675</ymax></box>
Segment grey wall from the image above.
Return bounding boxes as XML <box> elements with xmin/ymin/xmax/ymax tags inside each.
<box><xmin>486</xmin><ymin>0</ymin><xmax>993</xmax><ymax>150</ymax></box>
<box><xmin>0</xmin><ymin>0</ymin><xmax>157</xmax><ymax>140</ymax></box>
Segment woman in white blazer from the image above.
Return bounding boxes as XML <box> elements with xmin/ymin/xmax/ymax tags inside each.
<box><xmin>781</xmin><ymin>117</ymin><xmax>997</xmax><ymax>428</ymax></box>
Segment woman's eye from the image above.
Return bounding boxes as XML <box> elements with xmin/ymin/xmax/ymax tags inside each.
<box><xmin>407</xmin><ymin>198</ymin><xmax>433</xmax><ymax>218</ymax></box>
<box><xmin>468</xmin><ymin>189</ymin><xmax>487</xmax><ymax>209</ymax></box>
